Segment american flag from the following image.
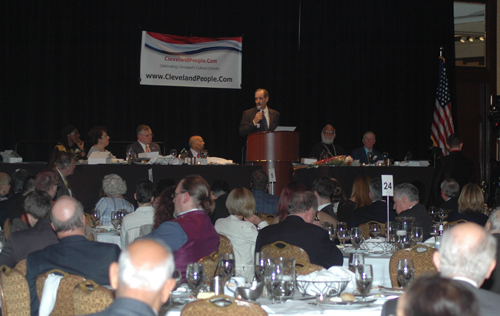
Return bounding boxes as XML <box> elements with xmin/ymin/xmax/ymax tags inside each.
<box><xmin>431</xmin><ymin>57</ymin><xmax>454</xmax><ymax>156</ymax></box>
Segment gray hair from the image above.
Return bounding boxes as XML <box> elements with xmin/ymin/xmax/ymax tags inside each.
<box><xmin>394</xmin><ymin>183</ymin><xmax>419</xmax><ymax>202</ymax></box>
<box><xmin>439</xmin><ymin>226</ymin><xmax>497</xmax><ymax>284</ymax></box>
<box><xmin>288</xmin><ymin>191</ymin><xmax>318</xmax><ymax>215</ymax></box>
<box><xmin>488</xmin><ymin>208</ymin><xmax>500</xmax><ymax>231</ymax></box>
<box><xmin>102</xmin><ymin>174</ymin><xmax>127</xmax><ymax>197</ymax></box>
<box><xmin>0</xmin><ymin>173</ymin><xmax>11</xmax><ymax>187</ymax></box>
<box><xmin>55</xmin><ymin>152</ymin><xmax>75</xmax><ymax>169</ymax></box>
<box><xmin>118</xmin><ymin>240</ymin><xmax>174</xmax><ymax>291</ymax></box>
<box><xmin>50</xmin><ymin>197</ymin><xmax>85</xmax><ymax>232</ymax></box>
<box><xmin>369</xmin><ymin>179</ymin><xmax>382</xmax><ymax>201</ymax></box>
<box><xmin>441</xmin><ymin>178</ymin><xmax>460</xmax><ymax>197</ymax></box>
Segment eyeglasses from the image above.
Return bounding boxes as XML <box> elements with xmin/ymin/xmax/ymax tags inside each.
<box><xmin>323</xmin><ymin>131</ymin><xmax>334</xmax><ymax>135</ymax></box>
<box><xmin>70</xmin><ymin>131</ymin><xmax>80</xmax><ymax>135</ymax></box>
<box><xmin>100</xmin><ymin>134</ymin><xmax>110</xmax><ymax>139</ymax></box>
<box><xmin>171</xmin><ymin>191</ymin><xmax>185</xmax><ymax>199</ymax></box>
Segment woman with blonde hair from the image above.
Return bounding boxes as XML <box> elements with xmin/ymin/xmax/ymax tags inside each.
<box><xmin>214</xmin><ymin>188</ymin><xmax>268</xmax><ymax>281</ymax></box>
<box><xmin>337</xmin><ymin>174</ymin><xmax>372</xmax><ymax>228</ymax></box>
<box><xmin>447</xmin><ymin>183</ymin><xmax>488</xmax><ymax>226</ymax></box>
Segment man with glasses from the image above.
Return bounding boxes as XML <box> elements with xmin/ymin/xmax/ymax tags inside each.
<box><xmin>309</xmin><ymin>124</ymin><xmax>347</xmax><ymax>160</ymax></box>
<box><xmin>126</xmin><ymin>124</ymin><xmax>160</xmax><ymax>156</ymax></box>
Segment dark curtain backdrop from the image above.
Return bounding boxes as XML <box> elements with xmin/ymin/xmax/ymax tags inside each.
<box><xmin>0</xmin><ymin>1</ymin><xmax>455</xmax><ymax>163</ymax></box>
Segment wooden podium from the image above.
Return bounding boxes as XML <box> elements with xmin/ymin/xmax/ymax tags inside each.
<box><xmin>246</xmin><ymin>131</ymin><xmax>299</xmax><ymax>196</ymax></box>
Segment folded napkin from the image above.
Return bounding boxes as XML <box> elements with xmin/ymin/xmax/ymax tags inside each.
<box><xmin>207</xmin><ymin>157</ymin><xmax>233</xmax><ymax>165</ymax></box>
<box><xmin>148</xmin><ymin>155</ymin><xmax>182</xmax><ymax>165</ymax></box>
<box><xmin>39</xmin><ymin>273</ymin><xmax>63</xmax><ymax>316</ymax></box>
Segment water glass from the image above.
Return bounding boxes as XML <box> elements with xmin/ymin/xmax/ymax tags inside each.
<box><xmin>355</xmin><ymin>264</ymin><xmax>373</xmax><ymax>301</ymax></box>
<box><xmin>173</xmin><ymin>270</ymin><xmax>182</xmax><ymax>290</ymax></box>
<box><xmin>169</xmin><ymin>149</ymin><xmax>178</xmax><ymax>157</ymax></box>
<box><xmin>350</xmin><ymin>227</ymin><xmax>363</xmax><ymax>250</ymax></box>
<box><xmin>264</xmin><ymin>257</ymin><xmax>296</xmax><ymax>303</ymax></box>
<box><xmin>397</xmin><ymin>259</ymin><xmax>415</xmax><ymax>288</ymax></box>
<box><xmin>110</xmin><ymin>211</ymin><xmax>120</xmax><ymax>230</ymax></box>
<box><xmin>369</xmin><ymin>223</ymin><xmax>381</xmax><ymax>238</ymax></box>
<box><xmin>90</xmin><ymin>209</ymin><xmax>101</xmax><ymax>226</ymax></box>
<box><xmin>387</xmin><ymin>221</ymin><xmax>397</xmax><ymax>242</ymax></box>
<box><xmin>186</xmin><ymin>263</ymin><xmax>205</xmax><ymax>296</ymax></box>
<box><xmin>348</xmin><ymin>253</ymin><xmax>365</xmax><ymax>273</ymax></box>
<box><xmin>219</xmin><ymin>252</ymin><xmax>235</xmax><ymax>280</ymax></box>
<box><xmin>411</xmin><ymin>227</ymin><xmax>423</xmax><ymax>244</ymax></box>
<box><xmin>430</xmin><ymin>224</ymin><xmax>440</xmax><ymax>237</ymax></box>
<box><xmin>255</xmin><ymin>252</ymin><xmax>269</xmax><ymax>282</ymax></box>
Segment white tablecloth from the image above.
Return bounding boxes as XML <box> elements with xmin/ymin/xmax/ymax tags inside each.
<box><xmin>95</xmin><ymin>231</ymin><xmax>121</xmax><ymax>248</ymax></box>
<box><xmin>342</xmin><ymin>251</ymin><xmax>392</xmax><ymax>288</ymax></box>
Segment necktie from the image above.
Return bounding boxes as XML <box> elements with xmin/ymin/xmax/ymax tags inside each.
<box><xmin>262</xmin><ymin>111</ymin><xmax>269</xmax><ymax>131</ymax></box>
<box><xmin>146</xmin><ymin>145</ymin><xmax>150</xmax><ymax>153</ymax></box>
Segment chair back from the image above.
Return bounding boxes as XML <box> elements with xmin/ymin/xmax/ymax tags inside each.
<box><xmin>139</xmin><ymin>224</ymin><xmax>154</xmax><ymax>237</ymax></box>
<box><xmin>257</xmin><ymin>212</ymin><xmax>275</xmax><ymax>225</ymax></box>
<box><xmin>358</xmin><ymin>221</ymin><xmax>386</xmax><ymax>239</ymax></box>
<box><xmin>73</xmin><ymin>279</ymin><xmax>113</xmax><ymax>315</ymax></box>
<box><xmin>389</xmin><ymin>244</ymin><xmax>437</xmax><ymax>287</ymax></box>
<box><xmin>84</xmin><ymin>213</ymin><xmax>95</xmax><ymax>228</ymax></box>
<box><xmin>181</xmin><ymin>294</ymin><xmax>267</xmax><ymax>316</ymax></box>
<box><xmin>198</xmin><ymin>251</ymin><xmax>219</xmax><ymax>278</ymax></box>
<box><xmin>218</xmin><ymin>234</ymin><xmax>234</xmax><ymax>255</ymax></box>
<box><xmin>15</xmin><ymin>259</ymin><xmax>27</xmax><ymax>276</ymax></box>
<box><xmin>261</xmin><ymin>241</ymin><xmax>311</xmax><ymax>271</ymax></box>
<box><xmin>0</xmin><ymin>265</ymin><xmax>30</xmax><ymax>316</ymax></box>
<box><xmin>295</xmin><ymin>262</ymin><xmax>324</xmax><ymax>275</ymax></box>
<box><xmin>36</xmin><ymin>269</ymin><xmax>86</xmax><ymax>316</ymax></box>
<box><xmin>4</xmin><ymin>218</ymin><xmax>11</xmax><ymax>240</ymax></box>
<box><xmin>444</xmin><ymin>219</ymin><xmax>467</xmax><ymax>230</ymax></box>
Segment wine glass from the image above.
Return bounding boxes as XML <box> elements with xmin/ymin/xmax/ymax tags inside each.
<box><xmin>367</xmin><ymin>152</ymin><xmax>374</xmax><ymax>165</ymax></box>
<box><xmin>349</xmin><ymin>253</ymin><xmax>365</xmax><ymax>273</ymax></box>
<box><xmin>355</xmin><ymin>264</ymin><xmax>373</xmax><ymax>301</ymax></box>
<box><xmin>369</xmin><ymin>223</ymin><xmax>381</xmax><ymax>239</ymax></box>
<box><xmin>387</xmin><ymin>221</ymin><xmax>397</xmax><ymax>242</ymax></box>
<box><xmin>437</xmin><ymin>209</ymin><xmax>449</xmax><ymax>222</ymax></box>
<box><xmin>255</xmin><ymin>252</ymin><xmax>268</xmax><ymax>282</ymax></box>
<box><xmin>430</xmin><ymin>224</ymin><xmax>440</xmax><ymax>238</ymax></box>
<box><xmin>169</xmin><ymin>149</ymin><xmax>178</xmax><ymax>157</ymax></box>
<box><xmin>172</xmin><ymin>269</ymin><xmax>182</xmax><ymax>290</ymax></box>
<box><xmin>90</xmin><ymin>209</ymin><xmax>101</xmax><ymax>227</ymax></box>
<box><xmin>219</xmin><ymin>252</ymin><xmax>235</xmax><ymax>281</ymax></box>
<box><xmin>410</xmin><ymin>227</ymin><xmax>423</xmax><ymax>244</ymax></box>
<box><xmin>350</xmin><ymin>227</ymin><xmax>363</xmax><ymax>251</ymax></box>
<box><xmin>110</xmin><ymin>211</ymin><xmax>120</xmax><ymax>230</ymax></box>
<box><xmin>337</xmin><ymin>222</ymin><xmax>349</xmax><ymax>251</ymax></box>
<box><xmin>186</xmin><ymin>263</ymin><xmax>205</xmax><ymax>297</ymax></box>
<box><xmin>428</xmin><ymin>206</ymin><xmax>437</xmax><ymax>222</ymax></box>
<box><xmin>397</xmin><ymin>259</ymin><xmax>415</xmax><ymax>289</ymax></box>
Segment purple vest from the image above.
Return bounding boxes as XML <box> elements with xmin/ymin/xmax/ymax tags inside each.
<box><xmin>172</xmin><ymin>210</ymin><xmax>219</xmax><ymax>281</ymax></box>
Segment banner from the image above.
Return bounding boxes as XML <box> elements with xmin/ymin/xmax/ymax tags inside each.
<box><xmin>140</xmin><ymin>32</ymin><xmax>242</xmax><ymax>89</ymax></box>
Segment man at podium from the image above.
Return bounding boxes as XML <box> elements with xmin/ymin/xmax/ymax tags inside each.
<box><xmin>239</xmin><ymin>89</ymin><xmax>280</xmax><ymax>137</ymax></box>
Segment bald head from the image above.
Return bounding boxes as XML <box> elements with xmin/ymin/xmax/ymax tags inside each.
<box><xmin>435</xmin><ymin>222</ymin><xmax>497</xmax><ymax>285</ymax></box>
<box><xmin>50</xmin><ymin>196</ymin><xmax>85</xmax><ymax>235</ymax></box>
<box><xmin>189</xmin><ymin>136</ymin><xmax>205</xmax><ymax>153</ymax></box>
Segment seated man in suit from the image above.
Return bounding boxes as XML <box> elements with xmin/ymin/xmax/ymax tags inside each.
<box><xmin>394</xmin><ymin>183</ymin><xmax>433</xmax><ymax>240</ymax></box>
<box><xmin>126</xmin><ymin>124</ymin><xmax>161</xmax><ymax>156</ymax></box>
<box><xmin>239</xmin><ymin>88</ymin><xmax>280</xmax><ymax>137</ymax></box>
<box><xmin>121</xmin><ymin>179</ymin><xmax>156</xmax><ymax>248</ymax></box>
<box><xmin>0</xmin><ymin>190</ymin><xmax>59</xmax><ymax>267</ymax></box>
<box><xmin>180</xmin><ymin>135</ymin><xmax>205</xmax><ymax>159</ymax></box>
<box><xmin>383</xmin><ymin>222</ymin><xmax>500</xmax><ymax>316</ymax></box>
<box><xmin>439</xmin><ymin>178</ymin><xmax>460</xmax><ymax>212</ymax></box>
<box><xmin>26</xmin><ymin>196</ymin><xmax>121</xmax><ymax>315</ymax></box>
<box><xmin>250</xmin><ymin>169</ymin><xmax>279</xmax><ymax>215</ymax></box>
<box><xmin>312</xmin><ymin>176</ymin><xmax>340</xmax><ymax>219</ymax></box>
<box><xmin>53</xmin><ymin>151</ymin><xmax>76</xmax><ymax>199</ymax></box>
<box><xmin>309</xmin><ymin>124</ymin><xmax>347</xmax><ymax>160</ymax></box>
<box><xmin>90</xmin><ymin>239</ymin><xmax>176</xmax><ymax>316</ymax></box>
<box><xmin>256</xmin><ymin>191</ymin><xmax>343</xmax><ymax>268</ymax></box>
<box><xmin>350</xmin><ymin>131</ymin><xmax>382</xmax><ymax>164</ymax></box>
<box><xmin>351</xmin><ymin>179</ymin><xmax>396</xmax><ymax>228</ymax></box>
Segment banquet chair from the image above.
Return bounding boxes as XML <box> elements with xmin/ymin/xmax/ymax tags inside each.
<box><xmin>36</xmin><ymin>269</ymin><xmax>86</xmax><ymax>316</ymax></box>
<box><xmin>15</xmin><ymin>258</ymin><xmax>27</xmax><ymax>276</ymax></box>
<box><xmin>295</xmin><ymin>262</ymin><xmax>324</xmax><ymax>275</ymax></box>
<box><xmin>181</xmin><ymin>294</ymin><xmax>267</xmax><ymax>316</ymax></box>
<box><xmin>444</xmin><ymin>219</ymin><xmax>467</xmax><ymax>230</ymax></box>
<box><xmin>4</xmin><ymin>218</ymin><xmax>12</xmax><ymax>240</ymax></box>
<box><xmin>198</xmin><ymin>251</ymin><xmax>219</xmax><ymax>278</ymax></box>
<box><xmin>358</xmin><ymin>221</ymin><xmax>386</xmax><ymax>240</ymax></box>
<box><xmin>257</xmin><ymin>212</ymin><xmax>275</xmax><ymax>225</ymax></box>
<box><xmin>218</xmin><ymin>234</ymin><xmax>234</xmax><ymax>255</ymax></box>
<box><xmin>0</xmin><ymin>265</ymin><xmax>31</xmax><ymax>316</ymax></box>
<box><xmin>389</xmin><ymin>244</ymin><xmax>437</xmax><ymax>287</ymax></box>
<box><xmin>73</xmin><ymin>279</ymin><xmax>114</xmax><ymax>315</ymax></box>
<box><xmin>84</xmin><ymin>213</ymin><xmax>95</xmax><ymax>228</ymax></box>
<box><xmin>261</xmin><ymin>241</ymin><xmax>315</xmax><ymax>273</ymax></box>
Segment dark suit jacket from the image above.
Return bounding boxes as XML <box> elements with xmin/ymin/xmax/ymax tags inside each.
<box><xmin>255</xmin><ymin>215</ymin><xmax>343</xmax><ymax>268</ymax></box>
<box><xmin>239</xmin><ymin>107</ymin><xmax>280</xmax><ymax>137</ymax></box>
<box><xmin>432</xmin><ymin>150</ymin><xmax>475</xmax><ymax>203</ymax></box>
<box><xmin>26</xmin><ymin>235</ymin><xmax>121</xmax><ymax>315</ymax></box>
<box><xmin>319</xmin><ymin>204</ymin><xmax>339</xmax><ymax>221</ymax></box>
<box><xmin>252</xmin><ymin>189</ymin><xmax>279</xmax><ymax>215</ymax></box>
<box><xmin>90</xmin><ymin>297</ymin><xmax>157</xmax><ymax>316</ymax></box>
<box><xmin>439</xmin><ymin>196</ymin><xmax>459</xmax><ymax>212</ymax></box>
<box><xmin>397</xmin><ymin>203</ymin><xmax>433</xmax><ymax>240</ymax></box>
<box><xmin>210</xmin><ymin>193</ymin><xmax>230</xmax><ymax>225</ymax></box>
<box><xmin>309</xmin><ymin>142</ymin><xmax>347</xmax><ymax>160</ymax></box>
<box><xmin>126</xmin><ymin>141</ymin><xmax>161</xmax><ymax>156</ymax></box>
<box><xmin>482</xmin><ymin>233</ymin><xmax>500</xmax><ymax>294</ymax></box>
<box><xmin>350</xmin><ymin>147</ymin><xmax>382</xmax><ymax>164</ymax></box>
<box><xmin>382</xmin><ymin>280</ymin><xmax>500</xmax><ymax>316</ymax></box>
<box><xmin>0</xmin><ymin>218</ymin><xmax>58</xmax><ymax>268</ymax></box>
<box><xmin>351</xmin><ymin>200</ymin><xmax>396</xmax><ymax>228</ymax></box>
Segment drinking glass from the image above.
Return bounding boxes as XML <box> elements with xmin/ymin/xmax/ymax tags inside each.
<box><xmin>186</xmin><ymin>263</ymin><xmax>205</xmax><ymax>296</ymax></box>
<box><xmin>336</xmin><ymin>222</ymin><xmax>349</xmax><ymax>251</ymax></box>
<box><xmin>219</xmin><ymin>252</ymin><xmax>235</xmax><ymax>281</ymax></box>
<box><xmin>367</xmin><ymin>152</ymin><xmax>374</xmax><ymax>165</ymax></box>
<box><xmin>90</xmin><ymin>209</ymin><xmax>101</xmax><ymax>226</ymax></box>
<box><xmin>328</xmin><ymin>225</ymin><xmax>337</xmax><ymax>242</ymax></box>
<box><xmin>397</xmin><ymin>259</ymin><xmax>415</xmax><ymax>289</ymax></box>
<box><xmin>200</xmin><ymin>150</ymin><xmax>208</xmax><ymax>159</ymax></box>
<box><xmin>350</xmin><ymin>227</ymin><xmax>363</xmax><ymax>250</ymax></box>
<box><xmin>110</xmin><ymin>211</ymin><xmax>120</xmax><ymax>230</ymax></box>
<box><xmin>437</xmin><ymin>209</ymin><xmax>449</xmax><ymax>222</ymax></box>
<box><xmin>430</xmin><ymin>224</ymin><xmax>440</xmax><ymax>237</ymax></box>
<box><xmin>355</xmin><ymin>264</ymin><xmax>373</xmax><ymax>301</ymax></box>
<box><xmin>348</xmin><ymin>253</ymin><xmax>365</xmax><ymax>273</ymax></box>
<box><xmin>410</xmin><ymin>227</ymin><xmax>423</xmax><ymax>244</ymax></box>
<box><xmin>387</xmin><ymin>221</ymin><xmax>397</xmax><ymax>242</ymax></box>
<box><xmin>369</xmin><ymin>223</ymin><xmax>381</xmax><ymax>239</ymax></box>
<box><xmin>169</xmin><ymin>149</ymin><xmax>178</xmax><ymax>157</ymax></box>
<box><xmin>264</xmin><ymin>257</ymin><xmax>296</xmax><ymax>303</ymax></box>
<box><xmin>428</xmin><ymin>206</ymin><xmax>437</xmax><ymax>222</ymax></box>
<box><xmin>255</xmin><ymin>252</ymin><xmax>269</xmax><ymax>282</ymax></box>
<box><xmin>173</xmin><ymin>269</ymin><xmax>182</xmax><ymax>290</ymax></box>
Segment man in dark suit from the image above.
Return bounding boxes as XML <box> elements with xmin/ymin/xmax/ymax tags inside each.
<box><xmin>90</xmin><ymin>239</ymin><xmax>176</xmax><ymax>316</ymax></box>
<box><xmin>255</xmin><ymin>191</ymin><xmax>343</xmax><ymax>268</ymax></box>
<box><xmin>439</xmin><ymin>178</ymin><xmax>460</xmax><ymax>212</ymax></box>
<box><xmin>394</xmin><ymin>183</ymin><xmax>433</xmax><ymax>240</ymax></box>
<box><xmin>382</xmin><ymin>222</ymin><xmax>500</xmax><ymax>316</ymax></box>
<box><xmin>239</xmin><ymin>88</ymin><xmax>280</xmax><ymax>137</ymax></box>
<box><xmin>350</xmin><ymin>131</ymin><xmax>382</xmax><ymax>164</ymax></box>
<box><xmin>26</xmin><ymin>196</ymin><xmax>121</xmax><ymax>315</ymax></box>
<box><xmin>126</xmin><ymin>124</ymin><xmax>161</xmax><ymax>156</ymax></box>
<box><xmin>433</xmin><ymin>133</ymin><xmax>475</xmax><ymax>204</ymax></box>
<box><xmin>53</xmin><ymin>151</ymin><xmax>75</xmax><ymax>198</ymax></box>
<box><xmin>312</xmin><ymin>176</ymin><xmax>339</xmax><ymax>220</ymax></box>
<box><xmin>250</xmin><ymin>169</ymin><xmax>279</xmax><ymax>215</ymax></box>
<box><xmin>180</xmin><ymin>135</ymin><xmax>205</xmax><ymax>159</ymax></box>
<box><xmin>351</xmin><ymin>179</ymin><xmax>396</xmax><ymax>228</ymax></box>
<box><xmin>483</xmin><ymin>209</ymin><xmax>500</xmax><ymax>294</ymax></box>
<box><xmin>0</xmin><ymin>191</ymin><xmax>58</xmax><ymax>268</ymax></box>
